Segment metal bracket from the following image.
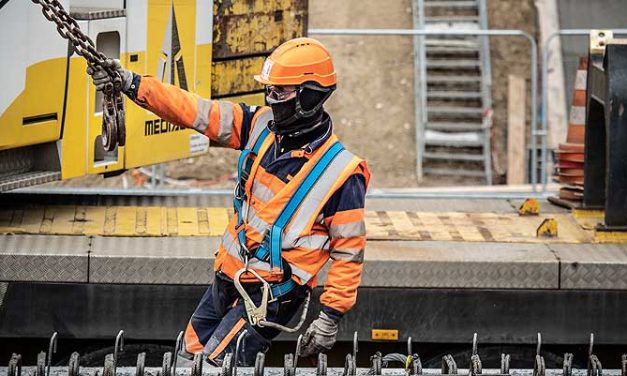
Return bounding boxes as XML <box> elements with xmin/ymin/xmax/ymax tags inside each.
<box><xmin>191</xmin><ymin>353</ymin><xmax>203</xmax><ymax>376</ymax></box>
<box><xmin>136</xmin><ymin>352</ymin><xmax>146</xmax><ymax>376</ymax></box>
<box><xmin>254</xmin><ymin>353</ymin><xmax>265</xmax><ymax>376</ymax></box>
<box><xmin>442</xmin><ymin>354</ymin><xmax>458</xmax><ymax>375</ymax></box>
<box><xmin>68</xmin><ymin>353</ymin><xmax>80</xmax><ymax>376</ymax></box>
<box><xmin>46</xmin><ymin>332</ymin><xmax>58</xmax><ymax>376</ymax></box>
<box><xmin>317</xmin><ymin>353</ymin><xmax>327</xmax><ymax>376</ymax></box>
<box><xmin>161</xmin><ymin>352</ymin><xmax>172</xmax><ymax>376</ymax></box>
<box><xmin>564</xmin><ymin>353</ymin><xmax>574</xmax><ymax>376</ymax></box>
<box><xmin>470</xmin><ymin>333</ymin><xmax>482</xmax><ymax>376</ymax></box>
<box><xmin>172</xmin><ymin>331</ymin><xmax>184</xmax><ymax>376</ymax></box>
<box><xmin>583</xmin><ymin>30</ymin><xmax>627</xmax><ymax>229</ymax></box>
<box><xmin>284</xmin><ymin>353</ymin><xmax>295</xmax><ymax>376</ymax></box>
<box><xmin>536</xmin><ymin>218</ymin><xmax>558</xmax><ymax>237</ymax></box>
<box><xmin>370</xmin><ymin>352</ymin><xmax>382</xmax><ymax>375</ymax></box>
<box><xmin>590</xmin><ymin>30</ymin><xmax>614</xmax><ymax>57</ymax></box>
<box><xmin>36</xmin><ymin>352</ymin><xmax>45</xmax><ymax>376</ymax></box>
<box><xmin>518</xmin><ymin>198</ymin><xmax>540</xmax><ymax>216</ymax></box>
<box><xmin>534</xmin><ymin>333</ymin><xmax>546</xmax><ymax>376</ymax></box>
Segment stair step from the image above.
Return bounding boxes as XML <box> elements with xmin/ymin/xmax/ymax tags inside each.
<box><xmin>423</xmin><ymin>167</ymin><xmax>486</xmax><ymax>177</ymax></box>
<box><xmin>428</xmin><ymin>106</ymin><xmax>484</xmax><ymax>115</ymax></box>
<box><xmin>425</xmin><ymin>0</ymin><xmax>478</xmax><ymax>7</ymax></box>
<box><xmin>425</xmin><ymin>130</ymin><xmax>483</xmax><ymax>147</ymax></box>
<box><xmin>427</xmin><ymin>59</ymin><xmax>481</xmax><ymax>68</ymax></box>
<box><xmin>427</xmin><ymin>90</ymin><xmax>482</xmax><ymax>99</ymax></box>
<box><xmin>427</xmin><ymin>75</ymin><xmax>482</xmax><ymax>83</ymax></box>
<box><xmin>426</xmin><ymin>37</ymin><xmax>479</xmax><ymax>44</ymax></box>
<box><xmin>0</xmin><ymin>171</ymin><xmax>61</xmax><ymax>192</ymax></box>
<box><xmin>426</xmin><ymin>48</ymin><xmax>481</xmax><ymax>57</ymax></box>
<box><xmin>427</xmin><ymin>121</ymin><xmax>484</xmax><ymax>131</ymax></box>
<box><xmin>425</xmin><ymin>15</ymin><xmax>480</xmax><ymax>23</ymax></box>
<box><xmin>424</xmin><ymin>151</ymin><xmax>485</xmax><ymax>162</ymax></box>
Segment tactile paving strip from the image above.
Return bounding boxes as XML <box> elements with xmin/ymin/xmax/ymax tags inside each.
<box><xmin>0</xmin><ymin>206</ymin><xmax>596</xmax><ymax>243</ymax></box>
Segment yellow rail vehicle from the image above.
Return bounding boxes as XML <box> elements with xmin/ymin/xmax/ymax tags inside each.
<box><xmin>0</xmin><ymin>0</ymin><xmax>307</xmax><ymax>191</ymax></box>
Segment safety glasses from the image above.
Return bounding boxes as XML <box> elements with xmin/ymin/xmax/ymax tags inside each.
<box><xmin>265</xmin><ymin>85</ymin><xmax>297</xmax><ymax>102</ymax></box>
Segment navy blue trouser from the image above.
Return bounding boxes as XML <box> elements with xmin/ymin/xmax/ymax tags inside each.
<box><xmin>182</xmin><ymin>271</ymin><xmax>308</xmax><ymax>366</ymax></box>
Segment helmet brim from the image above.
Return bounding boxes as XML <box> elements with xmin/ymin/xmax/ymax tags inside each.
<box><xmin>253</xmin><ymin>74</ymin><xmax>273</xmax><ymax>85</ymax></box>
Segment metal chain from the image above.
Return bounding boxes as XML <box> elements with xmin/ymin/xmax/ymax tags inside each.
<box><xmin>31</xmin><ymin>0</ymin><xmax>125</xmax><ymax>151</ymax></box>
<box><xmin>31</xmin><ymin>0</ymin><xmax>111</xmax><ymax>74</ymax></box>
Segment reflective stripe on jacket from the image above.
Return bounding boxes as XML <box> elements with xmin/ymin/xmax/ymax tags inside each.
<box><xmin>135</xmin><ymin>76</ymin><xmax>370</xmax><ymax>314</ymax></box>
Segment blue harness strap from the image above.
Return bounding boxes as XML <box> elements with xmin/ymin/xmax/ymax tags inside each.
<box><xmin>233</xmin><ymin>128</ymin><xmax>344</xmax><ymax>297</ymax></box>
<box><xmin>255</xmin><ymin>141</ymin><xmax>345</xmax><ymax>272</ymax></box>
<box><xmin>234</xmin><ymin>126</ymin><xmax>270</xmax><ymax>256</ymax></box>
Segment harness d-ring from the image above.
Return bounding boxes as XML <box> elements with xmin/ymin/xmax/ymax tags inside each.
<box><xmin>233</xmin><ymin>266</ymin><xmax>271</xmax><ymax>326</ymax></box>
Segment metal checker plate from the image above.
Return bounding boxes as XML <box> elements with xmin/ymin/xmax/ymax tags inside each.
<box><xmin>363</xmin><ymin>241</ymin><xmax>558</xmax><ymax>288</ymax></box>
<box><xmin>89</xmin><ymin>236</ymin><xmax>219</xmax><ymax>284</ymax></box>
<box><xmin>0</xmin><ymin>235</ymin><xmax>88</xmax><ymax>282</ymax></box>
<box><xmin>1</xmin><ymin>235</ymin><xmax>626</xmax><ymax>289</ymax></box>
<box><xmin>0</xmin><ymin>171</ymin><xmax>60</xmax><ymax>192</ymax></box>
<box><xmin>549</xmin><ymin>243</ymin><xmax>627</xmax><ymax>289</ymax></box>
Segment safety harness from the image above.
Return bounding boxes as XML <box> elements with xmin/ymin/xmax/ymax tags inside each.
<box><xmin>232</xmin><ymin>123</ymin><xmax>344</xmax><ymax>329</ymax></box>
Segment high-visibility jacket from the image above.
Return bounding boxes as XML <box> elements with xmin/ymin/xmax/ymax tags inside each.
<box><xmin>133</xmin><ymin>76</ymin><xmax>370</xmax><ymax>315</ymax></box>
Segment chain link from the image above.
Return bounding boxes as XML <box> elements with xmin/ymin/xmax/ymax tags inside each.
<box><xmin>31</xmin><ymin>0</ymin><xmax>125</xmax><ymax>151</ymax></box>
<box><xmin>32</xmin><ymin>0</ymin><xmax>123</xmax><ymax>89</ymax></box>
<box><xmin>30</xmin><ymin>0</ymin><xmax>118</xmax><ymax>79</ymax></box>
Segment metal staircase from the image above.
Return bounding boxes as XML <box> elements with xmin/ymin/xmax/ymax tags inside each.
<box><xmin>413</xmin><ymin>0</ymin><xmax>493</xmax><ymax>184</ymax></box>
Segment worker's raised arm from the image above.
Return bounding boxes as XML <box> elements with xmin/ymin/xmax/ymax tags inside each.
<box><xmin>133</xmin><ymin>76</ymin><xmax>256</xmax><ymax>149</ymax></box>
<box><xmin>87</xmin><ymin>59</ymin><xmax>257</xmax><ymax>150</ymax></box>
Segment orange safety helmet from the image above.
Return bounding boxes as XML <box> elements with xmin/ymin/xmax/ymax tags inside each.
<box><xmin>254</xmin><ymin>37</ymin><xmax>337</xmax><ymax>88</ymax></box>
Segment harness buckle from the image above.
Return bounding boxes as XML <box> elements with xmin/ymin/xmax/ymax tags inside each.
<box><xmin>233</xmin><ymin>182</ymin><xmax>246</xmax><ymax>201</ymax></box>
<box><xmin>234</xmin><ymin>222</ymin><xmax>246</xmax><ymax>235</ymax></box>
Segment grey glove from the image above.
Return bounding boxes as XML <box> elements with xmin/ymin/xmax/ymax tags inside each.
<box><xmin>299</xmin><ymin>311</ymin><xmax>339</xmax><ymax>357</ymax></box>
<box><xmin>86</xmin><ymin>58</ymin><xmax>133</xmax><ymax>93</ymax></box>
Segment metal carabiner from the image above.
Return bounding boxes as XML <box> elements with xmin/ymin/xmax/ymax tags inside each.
<box><xmin>233</xmin><ymin>182</ymin><xmax>245</xmax><ymax>201</ymax></box>
<box><xmin>233</xmin><ymin>267</ymin><xmax>270</xmax><ymax>326</ymax></box>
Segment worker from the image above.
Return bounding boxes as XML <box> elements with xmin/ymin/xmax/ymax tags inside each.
<box><xmin>87</xmin><ymin>38</ymin><xmax>370</xmax><ymax>365</ymax></box>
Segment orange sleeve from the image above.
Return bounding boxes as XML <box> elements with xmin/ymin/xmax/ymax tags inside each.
<box><xmin>319</xmin><ymin>162</ymin><xmax>370</xmax><ymax>314</ymax></box>
<box><xmin>135</xmin><ymin>75</ymin><xmax>246</xmax><ymax>149</ymax></box>
<box><xmin>321</xmin><ymin>209</ymin><xmax>367</xmax><ymax>313</ymax></box>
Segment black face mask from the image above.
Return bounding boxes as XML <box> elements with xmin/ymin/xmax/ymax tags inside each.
<box><xmin>268</xmin><ymin>84</ymin><xmax>334</xmax><ymax>136</ymax></box>
<box><xmin>270</xmin><ymin>97</ymin><xmax>298</xmax><ymax>126</ymax></box>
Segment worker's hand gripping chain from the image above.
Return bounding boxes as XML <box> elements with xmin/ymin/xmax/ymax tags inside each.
<box><xmin>30</xmin><ymin>0</ymin><xmax>125</xmax><ymax>152</ymax></box>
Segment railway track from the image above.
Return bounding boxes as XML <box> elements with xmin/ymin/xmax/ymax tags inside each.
<box><xmin>2</xmin><ymin>332</ymin><xmax>625</xmax><ymax>376</ymax></box>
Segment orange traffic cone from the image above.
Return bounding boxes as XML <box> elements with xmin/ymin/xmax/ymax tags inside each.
<box><xmin>552</xmin><ymin>56</ymin><xmax>588</xmax><ymax>207</ymax></box>
<box><xmin>566</xmin><ymin>56</ymin><xmax>588</xmax><ymax>144</ymax></box>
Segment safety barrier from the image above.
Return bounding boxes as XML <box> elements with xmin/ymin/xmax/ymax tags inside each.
<box><xmin>3</xmin><ymin>331</ymin><xmax>626</xmax><ymax>376</ymax></box>
<box><xmin>308</xmin><ymin>28</ymin><xmax>538</xmax><ymax>190</ymax></box>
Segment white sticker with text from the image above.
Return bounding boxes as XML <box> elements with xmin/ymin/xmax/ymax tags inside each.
<box><xmin>190</xmin><ymin>133</ymin><xmax>209</xmax><ymax>154</ymax></box>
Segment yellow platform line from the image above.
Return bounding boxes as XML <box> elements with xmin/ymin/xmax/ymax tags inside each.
<box><xmin>0</xmin><ymin>205</ymin><xmax>619</xmax><ymax>244</ymax></box>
